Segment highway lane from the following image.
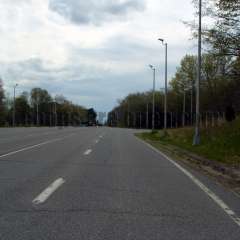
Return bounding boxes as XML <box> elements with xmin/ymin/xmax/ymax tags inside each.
<box><xmin>0</xmin><ymin>127</ymin><xmax>86</xmax><ymax>155</ymax></box>
<box><xmin>0</xmin><ymin>127</ymin><xmax>239</xmax><ymax>239</ymax></box>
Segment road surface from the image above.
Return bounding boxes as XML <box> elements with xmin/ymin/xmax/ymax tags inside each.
<box><xmin>0</xmin><ymin>127</ymin><xmax>239</xmax><ymax>239</ymax></box>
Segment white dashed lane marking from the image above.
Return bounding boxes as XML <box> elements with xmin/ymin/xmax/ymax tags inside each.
<box><xmin>33</xmin><ymin>178</ymin><xmax>65</xmax><ymax>205</ymax></box>
<box><xmin>84</xmin><ymin>149</ymin><xmax>92</xmax><ymax>155</ymax></box>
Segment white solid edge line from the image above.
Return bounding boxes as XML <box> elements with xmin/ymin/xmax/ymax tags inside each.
<box><xmin>84</xmin><ymin>149</ymin><xmax>92</xmax><ymax>155</ymax></box>
<box><xmin>136</xmin><ymin>137</ymin><xmax>240</xmax><ymax>227</ymax></box>
<box><xmin>33</xmin><ymin>178</ymin><xmax>65</xmax><ymax>205</ymax></box>
<box><xmin>0</xmin><ymin>138</ymin><xmax>63</xmax><ymax>159</ymax></box>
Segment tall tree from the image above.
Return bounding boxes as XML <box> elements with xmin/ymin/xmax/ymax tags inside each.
<box><xmin>190</xmin><ymin>0</ymin><xmax>240</xmax><ymax>57</ymax></box>
<box><xmin>171</xmin><ymin>55</ymin><xmax>197</xmax><ymax>92</ymax></box>
<box><xmin>30</xmin><ymin>88</ymin><xmax>52</xmax><ymax>125</ymax></box>
<box><xmin>15</xmin><ymin>92</ymin><xmax>30</xmax><ymax>125</ymax></box>
<box><xmin>208</xmin><ymin>0</ymin><xmax>240</xmax><ymax>57</ymax></box>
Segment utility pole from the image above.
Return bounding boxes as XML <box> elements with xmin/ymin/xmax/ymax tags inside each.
<box><xmin>12</xmin><ymin>84</ymin><xmax>18</xmax><ymax>127</ymax></box>
<box><xmin>149</xmin><ymin>65</ymin><xmax>156</xmax><ymax>131</ymax></box>
<box><xmin>193</xmin><ymin>0</ymin><xmax>202</xmax><ymax>145</ymax></box>
<box><xmin>158</xmin><ymin>38</ymin><xmax>168</xmax><ymax>131</ymax></box>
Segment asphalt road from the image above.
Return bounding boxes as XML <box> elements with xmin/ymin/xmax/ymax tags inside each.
<box><xmin>0</xmin><ymin>127</ymin><xmax>239</xmax><ymax>239</ymax></box>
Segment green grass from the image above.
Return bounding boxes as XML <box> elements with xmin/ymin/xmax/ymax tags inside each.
<box><xmin>137</xmin><ymin>118</ymin><xmax>240</xmax><ymax>166</ymax></box>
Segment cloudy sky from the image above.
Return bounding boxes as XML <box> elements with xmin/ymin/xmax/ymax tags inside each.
<box><xmin>0</xmin><ymin>0</ymin><xmax>197</xmax><ymax>112</ymax></box>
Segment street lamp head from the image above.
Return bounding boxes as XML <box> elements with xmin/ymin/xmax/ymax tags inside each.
<box><xmin>149</xmin><ymin>64</ymin><xmax>153</xmax><ymax>69</ymax></box>
<box><xmin>158</xmin><ymin>38</ymin><xmax>164</xmax><ymax>43</ymax></box>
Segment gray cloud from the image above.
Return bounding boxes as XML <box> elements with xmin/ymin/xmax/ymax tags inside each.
<box><xmin>0</xmin><ymin>53</ymin><xmax>178</xmax><ymax>112</ymax></box>
<box><xmin>48</xmin><ymin>0</ymin><xmax>145</xmax><ymax>25</ymax></box>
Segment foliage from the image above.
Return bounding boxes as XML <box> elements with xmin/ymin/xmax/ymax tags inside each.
<box><xmin>108</xmin><ymin>52</ymin><xmax>240</xmax><ymax>129</ymax></box>
<box><xmin>109</xmin><ymin>0</ymin><xmax>240</xmax><ymax>128</ymax></box>
<box><xmin>190</xmin><ymin>0</ymin><xmax>240</xmax><ymax>58</ymax></box>
<box><xmin>208</xmin><ymin>0</ymin><xmax>240</xmax><ymax>57</ymax></box>
<box><xmin>0</xmin><ymin>85</ymin><xmax>94</xmax><ymax>127</ymax></box>
<box><xmin>138</xmin><ymin>117</ymin><xmax>240</xmax><ymax>165</ymax></box>
<box><xmin>225</xmin><ymin>105</ymin><xmax>236</xmax><ymax>122</ymax></box>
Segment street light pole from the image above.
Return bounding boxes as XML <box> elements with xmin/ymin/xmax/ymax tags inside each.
<box><xmin>193</xmin><ymin>0</ymin><xmax>202</xmax><ymax>145</ymax></box>
<box><xmin>158</xmin><ymin>38</ymin><xmax>168</xmax><ymax>131</ymax></box>
<box><xmin>54</xmin><ymin>102</ymin><xmax>57</xmax><ymax>127</ymax></box>
<box><xmin>12</xmin><ymin>84</ymin><xmax>18</xmax><ymax>127</ymax></box>
<box><xmin>127</xmin><ymin>103</ymin><xmax>130</xmax><ymax>128</ymax></box>
<box><xmin>36</xmin><ymin>93</ymin><xmax>39</xmax><ymax>126</ymax></box>
<box><xmin>149</xmin><ymin>65</ymin><xmax>156</xmax><ymax>131</ymax></box>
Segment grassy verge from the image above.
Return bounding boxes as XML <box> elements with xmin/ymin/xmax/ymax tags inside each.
<box><xmin>137</xmin><ymin>118</ymin><xmax>240</xmax><ymax>166</ymax></box>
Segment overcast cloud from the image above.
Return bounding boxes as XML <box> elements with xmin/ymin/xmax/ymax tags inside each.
<box><xmin>49</xmin><ymin>0</ymin><xmax>146</xmax><ymax>25</ymax></box>
<box><xmin>0</xmin><ymin>0</ymin><xmax>197</xmax><ymax>112</ymax></box>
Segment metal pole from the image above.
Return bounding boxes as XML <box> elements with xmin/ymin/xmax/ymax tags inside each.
<box><xmin>54</xmin><ymin>102</ymin><xmax>57</xmax><ymax>127</ymax></box>
<box><xmin>152</xmin><ymin>68</ymin><xmax>156</xmax><ymax>130</ymax></box>
<box><xmin>193</xmin><ymin>0</ymin><xmax>201</xmax><ymax>145</ymax></box>
<box><xmin>36</xmin><ymin>102</ymin><xmax>39</xmax><ymax>126</ymax></box>
<box><xmin>12</xmin><ymin>84</ymin><xmax>18</xmax><ymax>127</ymax></box>
<box><xmin>127</xmin><ymin>103</ymin><xmax>130</xmax><ymax>128</ymax></box>
<box><xmin>164</xmin><ymin>43</ymin><xmax>168</xmax><ymax>131</ymax></box>
<box><xmin>36</xmin><ymin>94</ymin><xmax>39</xmax><ymax>126</ymax></box>
<box><xmin>158</xmin><ymin>39</ymin><xmax>168</xmax><ymax>131</ymax></box>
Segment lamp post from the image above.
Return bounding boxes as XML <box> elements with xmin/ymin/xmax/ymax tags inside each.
<box><xmin>149</xmin><ymin>65</ymin><xmax>156</xmax><ymax>131</ymax></box>
<box><xmin>193</xmin><ymin>0</ymin><xmax>202</xmax><ymax>145</ymax></box>
<box><xmin>36</xmin><ymin>93</ymin><xmax>39</xmax><ymax>126</ymax></box>
<box><xmin>146</xmin><ymin>103</ymin><xmax>149</xmax><ymax>129</ymax></box>
<box><xmin>127</xmin><ymin>103</ymin><xmax>130</xmax><ymax>128</ymax></box>
<box><xmin>53</xmin><ymin>101</ymin><xmax>57</xmax><ymax>127</ymax></box>
<box><xmin>158</xmin><ymin>38</ymin><xmax>168</xmax><ymax>131</ymax></box>
<box><xmin>12</xmin><ymin>84</ymin><xmax>18</xmax><ymax>127</ymax></box>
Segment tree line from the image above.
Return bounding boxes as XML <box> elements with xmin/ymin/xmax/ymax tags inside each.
<box><xmin>0</xmin><ymin>83</ymin><xmax>97</xmax><ymax>127</ymax></box>
<box><xmin>108</xmin><ymin>0</ymin><xmax>239</xmax><ymax>129</ymax></box>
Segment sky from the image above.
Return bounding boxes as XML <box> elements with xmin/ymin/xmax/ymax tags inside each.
<box><xmin>0</xmin><ymin>0</ymin><xmax>197</xmax><ymax>113</ymax></box>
